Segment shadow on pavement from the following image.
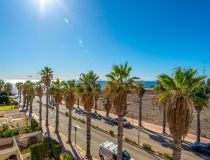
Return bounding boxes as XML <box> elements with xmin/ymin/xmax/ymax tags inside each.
<box><xmin>69</xmin><ymin>143</ymin><xmax>83</xmax><ymax>160</ymax></box>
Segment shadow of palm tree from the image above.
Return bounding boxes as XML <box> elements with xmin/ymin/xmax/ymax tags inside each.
<box><xmin>69</xmin><ymin>143</ymin><xmax>83</xmax><ymax>160</ymax></box>
<box><xmin>56</xmin><ymin>133</ymin><xmax>65</xmax><ymax>152</ymax></box>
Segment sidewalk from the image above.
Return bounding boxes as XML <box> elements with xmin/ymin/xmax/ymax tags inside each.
<box><xmin>74</xmin><ymin>105</ymin><xmax>210</xmax><ymax>144</ymax></box>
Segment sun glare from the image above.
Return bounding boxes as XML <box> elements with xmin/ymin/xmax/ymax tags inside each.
<box><xmin>38</xmin><ymin>0</ymin><xmax>66</xmax><ymax>16</ymax></box>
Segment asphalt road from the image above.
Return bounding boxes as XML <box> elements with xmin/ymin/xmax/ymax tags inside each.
<box><xmin>30</xmin><ymin>96</ymin><xmax>210</xmax><ymax>160</ymax></box>
<box><xmin>31</xmin><ymin>101</ymin><xmax>160</xmax><ymax>160</ymax></box>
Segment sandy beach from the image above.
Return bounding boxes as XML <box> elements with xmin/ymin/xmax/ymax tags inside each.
<box><xmin>96</xmin><ymin>90</ymin><xmax>210</xmax><ymax>138</ymax></box>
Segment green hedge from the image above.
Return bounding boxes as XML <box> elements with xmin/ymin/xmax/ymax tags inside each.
<box><xmin>60</xmin><ymin>152</ymin><xmax>76</xmax><ymax>160</ymax></box>
<box><xmin>0</xmin><ymin>128</ymin><xmax>19</xmax><ymax>138</ymax></box>
<box><xmin>51</xmin><ymin>142</ymin><xmax>62</xmax><ymax>160</ymax></box>
<box><xmin>30</xmin><ymin>142</ymin><xmax>51</xmax><ymax>160</ymax></box>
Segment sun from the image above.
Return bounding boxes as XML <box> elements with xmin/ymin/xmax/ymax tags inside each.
<box><xmin>39</xmin><ymin>0</ymin><xmax>65</xmax><ymax>16</ymax></box>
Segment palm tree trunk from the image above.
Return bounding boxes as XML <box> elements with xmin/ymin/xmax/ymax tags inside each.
<box><xmin>106</xmin><ymin>111</ymin><xmax>109</xmax><ymax>117</ymax></box>
<box><xmin>163</xmin><ymin>105</ymin><xmax>166</xmax><ymax>134</ymax></box>
<box><xmin>68</xmin><ymin>106</ymin><xmax>72</xmax><ymax>143</ymax></box>
<box><xmin>86</xmin><ymin>111</ymin><xmax>91</xmax><ymax>158</ymax></box>
<box><xmin>46</xmin><ymin>87</ymin><xmax>49</xmax><ymax>126</ymax></box>
<box><xmin>94</xmin><ymin>97</ymin><xmax>98</xmax><ymax>114</ymax></box>
<box><xmin>20</xmin><ymin>92</ymin><xmax>22</xmax><ymax>104</ymax></box>
<box><xmin>173</xmin><ymin>138</ymin><xmax>182</xmax><ymax>160</ymax></box>
<box><xmin>77</xmin><ymin>97</ymin><xmax>80</xmax><ymax>109</ymax></box>
<box><xmin>117</xmin><ymin>115</ymin><xmax>123</xmax><ymax>160</ymax></box>
<box><xmin>22</xmin><ymin>95</ymin><xmax>26</xmax><ymax>110</ymax></box>
<box><xmin>139</xmin><ymin>96</ymin><xmax>143</xmax><ymax>127</ymax></box>
<box><xmin>55</xmin><ymin>104</ymin><xmax>59</xmax><ymax>134</ymax></box>
<box><xmin>39</xmin><ymin>96</ymin><xmax>42</xmax><ymax>127</ymax></box>
<box><xmin>196</xmin><ymin>109</ymin><xmax>201</xmax><ymax>142</ymax></box>
<box><xmin>29</xmin><ymin>100</ymin><xmax>32</xmax><ymax>118</ymax></box>
<box><xmin>26</xmin><ymin>96</ymin><xmax>29</xmax><ymax>110</ymax></box>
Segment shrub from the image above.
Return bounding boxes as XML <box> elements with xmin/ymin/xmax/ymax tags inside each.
<box><xmin>1</xmin><ymin>128</ymin><xmax>19</xmax><ymax>138</ymax></box>
<box><xmin>124</xmin><ymin>137</ymin><xmax>137</xmax><ymax>145</ymax></box>
<box><xmin>31</xmin><ymin>119</ymin><xmax>39</xmax><ymax>131</ymax></box>
<box><xmin>143</xmin><ymin>143</ymin><xmax>152</xmax><ymax>151</ymax></box>
<box><xmin>30</xmin><ymin>142</ymin><xmax>51</xmax><ymax>160</ymax></box>
<box><xmin>0</xmin><ymin>92</ymin><xmax>9</xmax><ymax>104</ymax></box>
<box><xmin>8</xmin><ymin>97</ymin><xmax>18</xmax><ymax>105</ymax></box>
<box><xmin>163</xmin><ymin>152</ymin><xmax>173</xmax><ymax>160</ymax></box>
<box><xmin>60</xmin><ymin>152</ymin><xmax>76</xmax><ymax>160</ymax></box>
<box><xmin>109</xmin><ymin>130</ymin><xmax>114</xmax><ymax>136</ymax></box>
<box><xmin>51</xmin><ymin>142</ymin><xmax>62</xmax><ymax>160</ymax></box>
<box><xmin>22</xmin><ymin>127</ymin><xmax>31</xmax><ymax>134</ymax></box>
<box><xmin>1</xmin><ymin>123</ymin><xmax>9</xmax><ymax>131</ymax></box>
<box><xmin>44</xmin><ymin>137</ymin><xmax>62</xmax><ymax>160</ymax></box>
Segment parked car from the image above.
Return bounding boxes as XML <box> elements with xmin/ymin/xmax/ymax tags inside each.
<box><xmin>99</xmin><ymin>141</ymin><xmax>134</xmax><ymax>160</ymax></box>
<box><xmin>74</xmin><ymin>108</ymin><xmax>86</xmax><ymax>115</ymax></box>
<box><xmin>91</xmin><ymin>113</ymin><xmax>102</xmax><ymax>120</ymax></box>
<box><xmin>191</xmin><ymin>142</ymin><xmax>210</xmax><ymax>155</ymax></box>
<box><xmin>103</xmin><ymin>117</ymin><xmax>115</xmax><ymax>125</ymax></box>
<box><xmin>112</xmin><ymin>118</ymin><xmax>131</xmax><ymax>127</ymax></box>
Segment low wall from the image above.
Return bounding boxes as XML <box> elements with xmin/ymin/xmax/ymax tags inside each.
<box><xmin>0</xmin><ymin>137</ymin><xmax>13</xmax><ymax>147</ymax></box>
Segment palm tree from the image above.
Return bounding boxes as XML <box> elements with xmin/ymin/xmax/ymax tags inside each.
<box><xmin>16</xmin><ymin>82</ymin><xmax>23</xmax><ymax>104</ymax></box>
<box><xmin>50</xmin><ymin>79</ymin><xmax>63</xmax><ymax>134</ymax></box>
<box><xmin>75</xmin><ymin>83</ymin><xmax>82</xmax><ymax>109</ymax></box>
<box><xmin>133</xmin><ymin>82</ymin><xmax>145</xmax><ymax>127</ymax></box>
<box><xmin>154</xmin><ymin>82</ymin><xmax>168</xmax><ymax>134</ymax></box>
<box><xmin>63</xmin><ymin>80</ymin><xmax>76</xmax><ymax>143</ymax></box>
<box><xmin>79</xmin><ymin>71</ymin><xmax>99</xmax><ymax>158</ymax></box>
<box><xmin>106</xmin><ymin>62</ymin><xmax>138</xmax><ymax>160</ymax></box>
<box><xmin>0</xmin><ymin>79</ymin><xmax>5</xmax><ymax>92</ymax></box>
<box><xmin>193</xmin><ymin>88</ymin><xmax>208</xmax><ymax>142</ymax></box>
<box><xmin>35</xmin><ymin>82</ymin><xmax>44</xmax><ymax>127</ymax></box>
<box><xmin>93</xmin><ymin>83</ymin><xmax>102</xmax><ymax>114</ymax></box>
<box><xmin>25</xmin><ymin>81</ymin><xmax>34</xmax><ymax>118</ymax></box>
<box><xmin>41</xmin><ymin>66</ymin><xmax>53</xmax><ymax>126</ymax></box>
<box><xmin>4</xmin><ymin>83</ymin><xmax>13</xmax><ymax>95</ymax></box>
<box><xmin>207</xmin><ymin>78</ymin><xmax>210</xmax><ymax>86</ymax></box>
<box><xmin>157</xmin><ymin>68</ymin><xmax>205</xmax><ymax>160</ymax></box>
<box><xmin>22</xmin><ymin>83</ymin><xmax>27</xmax><ymax>110</ymax></box>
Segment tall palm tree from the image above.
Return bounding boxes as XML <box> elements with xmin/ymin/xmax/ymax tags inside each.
<box><xmin>4</xmin><ymin>83</ymin><xmax>13</xmax><ymax>95</ymax></box>
<box><xmin>93</xmin><ymin>84</ymin><xmax>102</xmax><ymax>114</ymax></box>
<box><xmin>35</xmin><ymin>82</ymin><xmax>44</xmax><ymax>127</ymax></box>
<box><xmin>133</xmin><ymin>82</ymin><xmax>145</xmax><ymax>127</ymax></box>
<box><xmin>79</xmin><ymin>71</ymin><xmax>99</xmax><ymax>158</ymax></box>
<box><xmin>133</xmin><ymin>82</ymin><xmax>145</xmax><ymax>145</ymax></box>
<box><xmin>106</xmin><ymin>62</ymin><xmax>138</xmax><ymax>160</ymax></box>
<box><xmin>193</xmin><ymin>88</ymin><xmax>208</xmax><ymax>142</ymax></box>
<box><xmin>157</xmin><ymin>68</ymin><xmax>205</xmax><ymax>160</ymax></box>
<box><xmin>207</xmin><ymin>78</ymin><xmax>210</xmax><ymax>86</ymax></box>
<box><xmin>41</xmin><ymin>66</ymin><xmax>53</xmax><ymax>126</ymax></box>
<box><xmin>63</xmin><ymin>80</ymin><xmax>76</xmax><ymax>143</ymax></box>
<box><xmin>103</xmin><ymin>85</ymin><xmax>112</xmax><ymax>117</ymax></box>
<box><xmin>75</xmin><ymin>83</ymin><xmax>82</xmax><ymax>109</ymax></box>
<box><xmin>22</xmin><ymin>83</ymin><xmax>27</xmax><ymax>110</ymax></box>
<box><xmin>25</xmin><ymin>81</ymin><xmax>34</xmax><ymax>118</ymax></box>
<box><xmin>16</xmin><ymin>82</ymin><xmax>23</xmax><ymax>104</ymax></box>
<box><xmin>0</xmin><ymin>79</ymin><xmax>5</xmax><ymax>92</ymax></box>
<box><xmin>154</xmin><ymin>82</ymin><xmax>168</xmax><ymax>134</ymax></box>
<box><xmin>50</xmin><ymin>79</ymin><xmax>63</xmax><ymax>134</ymax></box>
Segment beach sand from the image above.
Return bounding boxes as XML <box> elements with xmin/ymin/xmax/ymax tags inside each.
<box><xmin>96</xmin><ymin>90</ymin><xmax>210</xmax><ymax>138</ymax></box>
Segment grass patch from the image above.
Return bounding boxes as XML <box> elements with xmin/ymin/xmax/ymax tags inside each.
<box><xmin>0</xmin><ymin>105</ymin><xmax>17</xmax><ymax>111</ymax></box>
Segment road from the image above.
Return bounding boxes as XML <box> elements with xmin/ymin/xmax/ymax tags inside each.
<box><xmin>31</xmin><ymin>97</ymin><xmax>210</xmax><ymax>160</ymax></box>
<box><xmin>31</xmin><ymin>99</ymin><xmax>160</xmax><ymax>160</ymax></box>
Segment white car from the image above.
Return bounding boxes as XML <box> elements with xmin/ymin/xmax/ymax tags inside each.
<box><xmin>99</xmin><ymin>141</ymin><xmax>134</xmax><ymax>160</ymax></box>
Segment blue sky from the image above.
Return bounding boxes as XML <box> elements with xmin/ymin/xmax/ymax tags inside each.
<box><xmin>0</xmin><ymin>0</ymin><xmax>209</xmax><ymax>80</ymax></box>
